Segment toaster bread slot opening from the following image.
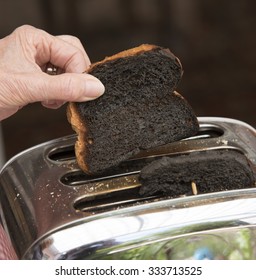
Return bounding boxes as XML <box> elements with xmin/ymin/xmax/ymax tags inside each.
<box><xmin>61</xmin><ymin>170</ymin><xmax>140</xmax><ymax>186</ymax></box>
<box><xmin>73</xmin><ymin>187</ymin><xmax>158</xmax><ymax>213</ymax></box>
<box><xmin>48</xmin><ymin>126</ymin><xmax>223</xmax><ymax>163</ymax></box>
<box><xmin>184</xmin><ymin>125</ymin><xmax>223</xmax><ymax>140</ymax></box>
<box><xmin>48</xmin><ymin>145</ymin><xmax>76</xmax><ymax>161</ymax></box>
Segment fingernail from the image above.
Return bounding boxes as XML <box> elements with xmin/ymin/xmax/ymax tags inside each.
<box><xmin>85</xmin><ymin>78</ymin><xmax>105</xmax><ymax>98</ymax></box>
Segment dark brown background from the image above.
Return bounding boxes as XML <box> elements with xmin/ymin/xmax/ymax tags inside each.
<box><xmin>0</xmin><ymin>0</ymin><xmax>255</xmax><ymax>161</ymax></box>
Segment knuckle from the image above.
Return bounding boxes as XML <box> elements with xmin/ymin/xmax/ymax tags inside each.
<box><xmin>58</xmin><ymin>35</ymin><xmax>82</xmax><ymax>48</ymax></box>
<box><xmin>66</xmin><ymin>35</ymin><xmax>82</xmax><ymax>46</ymax></box>
<box><xmin>69</xmin><ymin>35</ymin><xmax>81</xmax><ymax>43</ymax></box>
<box><xmin>13</xmin><ymin>24</ymin><xmax>35</xmax><ymax>34</ymax></box>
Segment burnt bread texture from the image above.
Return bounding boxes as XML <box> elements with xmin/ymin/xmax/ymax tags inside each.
<box><xmin>139</xmin><ymin>149</ymin><xmax>256</xmax><ymax>197</ymax></box>
<box><xmin>67</xmin><ymin>44</ymin><xmax>199</xmax><ymax>174</ymax></box>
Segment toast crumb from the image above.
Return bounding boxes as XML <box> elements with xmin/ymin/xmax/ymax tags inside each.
<box><xmin>191</xmin><ymin>181</ymin><xmax>198</xmax><ymax>195</ymax></box>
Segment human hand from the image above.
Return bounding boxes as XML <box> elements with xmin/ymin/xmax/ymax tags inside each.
<box><xmin>0</xmin><ymin>25</ymin><xmax>105</xmax><ymax>120</ymax></box>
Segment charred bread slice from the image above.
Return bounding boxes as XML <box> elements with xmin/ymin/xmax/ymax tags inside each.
<box><xmin>67</xmin><ymin>44</ymin><xmax>199</xmax><ymax>174</ymax></box>
<box><xmin>139</xmin><ymin>149</ymin><xmax>256</xmax><ymax>197</ymax></box>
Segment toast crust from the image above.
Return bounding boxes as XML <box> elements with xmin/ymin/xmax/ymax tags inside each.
<box><xmin>88</xmin><ymin>44</ymin><xmax>181</xmax><ymax>73</ymax></box>
<box><xmin>89</xmin><ymin>44</ymin><xmax>157</xmax><ymax>71</ymax></box>
<box><xmin>67</xmin><ymin>103</ymin><xmax>89</xmax><ymax>173</ymax></box>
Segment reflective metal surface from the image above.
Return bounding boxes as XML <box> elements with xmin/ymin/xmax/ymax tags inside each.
<box><xmin>0</xmin><ymin>117</ymin><xmax>255</xmax><ymax>259</ymax></box>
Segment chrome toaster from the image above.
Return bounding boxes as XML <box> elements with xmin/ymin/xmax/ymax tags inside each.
<box><xmin>0</xmin><ymin>117</ymin><xmax>256</xmax><ymax>260</ymax></box>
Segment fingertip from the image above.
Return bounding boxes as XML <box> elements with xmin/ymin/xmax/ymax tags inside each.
<box><xmin>42</xmin><ymin>73</ymin><xmax>105</xmax><ymax>103</ymax></box>
<box><xmin>84</xmin><ymin>75</ymin><xmax>105</xmax><ymax>99</ymax></box>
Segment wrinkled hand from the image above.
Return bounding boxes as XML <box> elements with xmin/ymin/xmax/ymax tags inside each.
<box><xmin>0</xmin><ymin>25</ymin><xmax>105</xmax><ymax>120</ymax></box>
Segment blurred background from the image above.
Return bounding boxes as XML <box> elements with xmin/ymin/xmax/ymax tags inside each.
<box><xmin>0</xmin><ymin>0</ymin><xmax>255</xmax><ymax>161</ymax></box>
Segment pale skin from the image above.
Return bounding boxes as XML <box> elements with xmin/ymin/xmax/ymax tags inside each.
<box><xmin>0</xmin><ymin>25</ymin><xmax>105</xmax><ymax>121</ymax></box>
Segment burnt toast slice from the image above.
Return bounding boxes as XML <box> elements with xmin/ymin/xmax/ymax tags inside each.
<box><xmin>67</xmin><ymin>44</ymin><xmax>199</xmax><ymax>174</ymax></box>
<box><xmin>139</xmin><ymin>149</ymin><xmax>256</xmax><ymax>197</ymax></box>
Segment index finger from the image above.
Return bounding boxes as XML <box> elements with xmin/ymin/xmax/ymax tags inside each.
<box><xmin>57</xmin><ymin>35</ymin><xmax>91</xmax><ymax>69</ymax></box>
<box><xmin>34</xmin><ymin>31</ymin><xmax>90</xmax><ymax>73</ymax></box>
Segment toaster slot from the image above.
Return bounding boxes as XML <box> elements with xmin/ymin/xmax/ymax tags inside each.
<box><xmin>73</xmin><ymin>187</ymin><xmax>158</xmax><ymax>213</ymax></box>
<box><xmin>61</xmin><ymin>169</ymin><xmax>142</xmax><ymax>186</ymax></box>
<box><xmin>183</xmin><ymin>125</ymin><xmax>223</xmax><ymax>140</ymax></box>
<box><xmin>48</xmin><ymin>145</ymin><xmax>76</xmax><ymax>162</ymax></box>
<box><xmin>47</xmin><ymin>125</ymin><xmax>224</xmax><ymax>164</ymax></box>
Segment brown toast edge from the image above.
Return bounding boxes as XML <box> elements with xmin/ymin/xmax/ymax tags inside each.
<box><xmin>87</xmin><ymin>44</ymin><xmax>182</xmax><ymax>73</ymax></box>
<box><xmin>88</xmin><ymin>44</ymin><xmax>157</xmax><ymax>71</ymax></box>
<box><xmin>67</xmin><ymin>103</ymin><xmax>89</xmax><ymax>173</ymax></box>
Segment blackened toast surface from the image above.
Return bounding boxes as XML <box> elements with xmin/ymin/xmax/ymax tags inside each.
<box><xmin>139</xmin><ymin>149</ymin><xmax>256</xmax><ymax>197</ymax></box>
<box><xmin>67</xmin><ymin>44</ymin><xmax>199</xmax><ymax>174</ymax></box>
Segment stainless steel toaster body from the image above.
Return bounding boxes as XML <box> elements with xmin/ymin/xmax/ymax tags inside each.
<box><xmin>0</xmin><ymin>117</ymin><xmax>256</xmax><ymax>260</ymax></box>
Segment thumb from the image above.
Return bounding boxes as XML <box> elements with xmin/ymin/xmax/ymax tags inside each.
<box><xmin>32</xmin><ymin>72</ymin><xmax>105</xmax><ymax>105</ymax></box>
<box><xmin>0</xmin><ymin>72</ymin><xmax>105</xmax><ymax>120</ymax></box>
<box><xmin>40</xmin><ymin>73</ymin><xmax>105</xmax><ymax>109</ymax></box>
<box><xmin>3</xmin><ymin>72</ymin><xmax>105</xmax><ymax>107</ymax></box>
